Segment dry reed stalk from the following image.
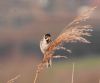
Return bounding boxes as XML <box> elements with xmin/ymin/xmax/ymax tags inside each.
<box><xmin>33</xmin><ymin>71</ymin><xmax>39</xmax><ymax>83</ymax></box>
<box><xmin>33</xmin><ymin>6</ymin><xmax>96</xmax><ymax>83</ymax></box>
<box><xmin>7</xmin><ymin>75</ymin><xmax>21</xmax><ymax>83</ymax></box>
<box><xmin>71</xmin><ymin>63</ymin><xmax>75</xmax><ymax>83</ymax></box>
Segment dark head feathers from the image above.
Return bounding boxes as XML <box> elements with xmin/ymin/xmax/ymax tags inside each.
<box><xmin>45</xmin><ymin>33</ymin><xmax>51</xmax><ymax>37</ymax></box>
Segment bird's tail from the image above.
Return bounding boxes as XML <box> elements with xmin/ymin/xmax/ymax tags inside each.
<box><xmin>46</xmin><ymin>59</ymin><xmax>52</xmax><ymax>68</ymax></box>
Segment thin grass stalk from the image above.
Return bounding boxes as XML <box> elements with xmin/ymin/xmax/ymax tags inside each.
<box><xmin>71</xmin><ymin>63</ymin><xmax>75</xmax><ymax>83</ymax></box>
<box><xmin>7</xmin><ymin>75</ymin><xmax>20</xmax><ymax>83</ymax></box>
<box><xmin>33</xmin><ymin>71</ymin><xmax>39</xmax><ymax>83</ymax></box>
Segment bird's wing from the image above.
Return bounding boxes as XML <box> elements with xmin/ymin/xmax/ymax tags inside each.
<box><xmin>46</xmin><ymin>6</ymin><xmax>96</xmax><ymax>54</ymax></box>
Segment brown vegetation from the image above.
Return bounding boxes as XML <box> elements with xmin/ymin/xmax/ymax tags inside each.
<box><xmin>33</xmin><ymin>6</ymin><xmax>97</xmax><ymax>83</ymax></box>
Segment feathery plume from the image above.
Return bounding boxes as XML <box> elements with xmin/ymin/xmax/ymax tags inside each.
<box><xmin>33</xmin><ymin>6</ymin><xmax>96</xmax><ymax>83</ymax></box>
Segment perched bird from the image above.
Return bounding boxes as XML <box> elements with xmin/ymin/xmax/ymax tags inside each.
<box><xmin>40</xmin><ymin>33</ymin><xmax>52</xmax><ymax>67</ymax></box>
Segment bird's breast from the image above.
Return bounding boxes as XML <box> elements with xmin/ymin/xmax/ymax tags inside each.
<box><xmin>40</xmin><ymin>39</ymin><xmax>50</xmax><ymax>54</ymax></box>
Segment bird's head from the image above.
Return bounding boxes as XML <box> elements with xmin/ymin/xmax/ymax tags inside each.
<box><xmin>44</xmin><ymin>33</ymin><xmax>51</xmax><ymax>43</ymax></box>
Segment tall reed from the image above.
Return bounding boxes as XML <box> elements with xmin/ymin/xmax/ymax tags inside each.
<box><xmin>33</xmin><ymin>6</ymin><xmax>96</xmax><ymax>83</ymax></box>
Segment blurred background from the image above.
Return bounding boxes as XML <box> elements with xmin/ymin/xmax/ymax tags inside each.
<box><xmin>0</xmin><ymin>0</ymin><xmax>100</xmax><ymax>83</ymax></box>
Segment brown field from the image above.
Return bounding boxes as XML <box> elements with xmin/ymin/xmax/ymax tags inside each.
<box><xmin>0</xmin><ymin>57</ymin><xmax>100</xmax><ymax>83</ymax></box>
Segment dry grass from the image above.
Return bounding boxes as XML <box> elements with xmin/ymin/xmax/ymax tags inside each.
<box><xmin>71</xmin><ymin>63</ymin><xmax>75</xmax><ymax>83</ymax></box>
<box><xmin>7</xmin><ymin>75</ymin><xmax>21</xmax><ymax>83</ymax></box>
<box><xmin>33</xmin><ymin>6</ymin><xmax>97</xmax><ymax>83</ymax></box>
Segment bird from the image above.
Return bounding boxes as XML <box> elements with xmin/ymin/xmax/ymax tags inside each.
<box><xmin>40</xmin><ymin>33</ymin><xmax>52</xmax><ymax>67</ymax></box>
